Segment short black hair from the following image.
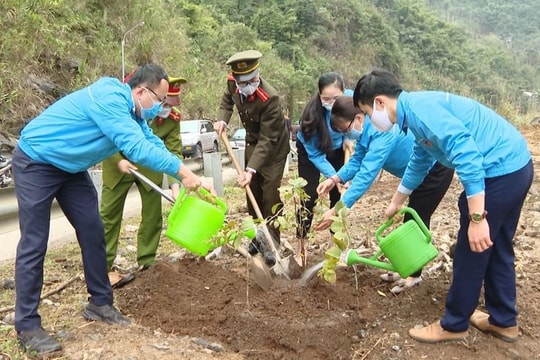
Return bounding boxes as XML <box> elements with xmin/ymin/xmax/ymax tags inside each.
<box><xmin>353</xmin><ymin>68</ymin><xmax>403</xmax><ymax>107</ymax></box>
<box><xmin>126</xmin><ymin>64</ymin><xmax>168</xmax><ymax>89</ymax></box>
<box><xmin>331</xmin><ymin>96</ymin><xmax>361</xmax><ymax>130</ymax></box>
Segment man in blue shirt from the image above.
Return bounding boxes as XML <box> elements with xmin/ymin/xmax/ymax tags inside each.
<box><xmin>315</xmin><ymin>96</ymin><xmax>453</xmax><ymax>293</ymax></box>
<box><xmin>353</xmin><ymin>68</ymin><xmax>533</xmax><ymax>344</ymax></box>
<box><xmin>12</xmin><ymin>64</ymin><xmax>211</xmax><ymax>356</ymax></box>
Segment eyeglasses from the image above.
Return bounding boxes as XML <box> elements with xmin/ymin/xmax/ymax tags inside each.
<box><xmin>331</xmin><ymin>117</ymin><xmax>355</xmax><ymax>133</ymax></box>
<box><xmin>144</xmin><ymin>87</ymin><xmax>166</xmax><ymax>105</ymax></box>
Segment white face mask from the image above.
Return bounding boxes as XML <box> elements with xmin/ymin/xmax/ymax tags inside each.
<box><xmin>322</xmin><ymin>103</ymin><xmax>333</xmax><ymax>112</ymax></box>
<box><xmin>345</xmin><ymin>117</ymin><xmax>363</xmax><ymax>140</ymax></box>
<box><xmin>370</xmin><ymin>99</ymin><xmax>393</xmax><ymax>132</ymax></box>
<box><xmin>157</xmin><ymin>106</ymin><xmax>172</xmax><ymax>118</ymax></box>
<box><xmin>237</xmin><ymin>80</ymin><xmax>260</xmax><ymax>96</ymax></box>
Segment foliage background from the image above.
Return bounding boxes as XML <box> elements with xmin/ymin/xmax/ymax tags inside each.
<box><xmin>0</xmin><ymin>0</ymin><xmax>539</xmax><ymax>135</ymax></box>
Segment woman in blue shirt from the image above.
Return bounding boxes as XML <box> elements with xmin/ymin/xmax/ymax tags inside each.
<box><xmin>295</xmin><ymin>72</ymin><xmax>351</xmax><ymax>266</ymax></box>
<box><xmin>353</xmin><ymin>68</ymin><xmax>533</xmax><ymax>344</ymax></box>
<box><xmin>315</xmin><ymin>96</ymin><xmax>454</xmax><ymax>293</ymax></box>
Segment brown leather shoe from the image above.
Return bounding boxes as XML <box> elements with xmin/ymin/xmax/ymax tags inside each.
<box><xmin>470</xmin><ymin>310</ymin><xmax>519</xmax><ymax>342</ymax></box>
<box><xmin>409</xmin><ymin>321</ymin><xmax>468</xmax><ymax>343</ymax></box>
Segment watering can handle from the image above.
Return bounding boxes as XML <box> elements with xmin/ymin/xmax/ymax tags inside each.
<box><xmin>197</xmin><ymin>187</ymin><xmax>227</xmax><ymax>214</ymax></box>
<box><xmin>375</xmin><ymin>206</ymin><xmax>432</xmax><ymax>243</ymax></box>
<box><xmin>176</xmin><ymin>186</ymin><xmax>227</xmax><ymax>215</ymax></box>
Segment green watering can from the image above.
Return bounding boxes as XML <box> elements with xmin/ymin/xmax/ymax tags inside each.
<box><xmin>340</xmin><ymin>207</ymin><xmax>438</xmax><ymax>278</ymax></box>
<box><xmin>165</xmin><ymin>186</ymin><xmax>229</xmax><ymax>256</ymax></box>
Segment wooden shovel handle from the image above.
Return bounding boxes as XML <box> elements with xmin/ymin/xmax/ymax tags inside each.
<box><xmin>219</xmin><ymin>131</ymin><xmax>265</xmax><ymax>220</ymax></box>
<box><xmin>219</xmin><ymin>131</ymin><xmax>282</xmax><ymax>261</ymax></box>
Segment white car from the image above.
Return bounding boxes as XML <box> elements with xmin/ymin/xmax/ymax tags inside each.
<box><xmin>181</xmin><ymin>120</ymin><xmax>219</xmax><ymax>158</ymax></box>
<box><xmin>229</xmin><ymin>128</ymin><xmax>246</xmax><ymax>150</ymax></box>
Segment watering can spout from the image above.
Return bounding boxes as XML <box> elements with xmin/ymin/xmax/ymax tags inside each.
<box><xmin>340</xmin><ymin>207</ymin><xmax>438</xmax><ymax>278</ymax></box>
<box><xmin>341</xmin><ymin>249</ymin><xmax>396</xmax><ymax>272</ymax></box>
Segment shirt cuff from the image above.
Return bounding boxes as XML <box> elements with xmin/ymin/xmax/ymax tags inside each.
<box><xmin>466</xmin><ymin>190</ymin><xmax>485</xmax><ymax>199</ymax></box>
<box><xmin>397</xmin><ymin>183</ymin><xmax>413</xmax><ymax>195</ymax></box>
<box><xmin>246</xmin><ymin>167</ymin><xmax>257</xmax><ymax>174</ymax></box>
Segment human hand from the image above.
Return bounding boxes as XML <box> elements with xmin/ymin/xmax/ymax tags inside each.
<box><xmin>317</xmin><ymin>178</ymin><xmax>335</xmax><ymax>196</ymax></box>
<box><xmin>177</xmin><ymin>164</ymin><xmax>202</xmax><ymax>191</ymax></box>
<box><xmin>384</xmin><ymin>202</ymin><xmax>402</xmax><ymax>220</ymax></box>
<box><xmin>214</xmin><ymin>121</ymin><xmax>228</xmax><ymax>136</ymax></box>
<box><xmin>343</xmin><ymin>139</ymin><xmax>354</xmax><ymax>154</ymax></box>
<box><xmin>200</xmin><ymin>180</ymin><xmax>216</xmax><ymax>195</ymax></box>
<box><xmin>118</xmin><ymin>159</ymin><xmax>137</xmax><ymax>174</ymax></box>
<box><xmin>313</xmin><ymin>208</ymin><xmax>336</xmax><ymax>231</ymax></box>
<box><xmin>337</xmin><ymin>181</ymin><xmax>349</xmax><ymax>194</ymax></box>
<box><xmin>170</xmin><ymin>183</ymin><xmax>181</xmax><ymax>200</ymax></box>
<box><xmin>384</xmin><ymin>190</ymin><xmax>408</xmax><ymax>219</ymax></box>
<box><xmin>467</xmin><ymin>220</ymin><xmax>492</xmax><ymax>252</ymax></box>
<box><xmin>238</xmin><ymin>171</ymin><xmax>253</xmax><ymax>187</ymax></box>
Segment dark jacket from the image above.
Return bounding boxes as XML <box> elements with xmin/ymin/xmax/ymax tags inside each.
<box><xmin>217</xmin><ymin>75</ymin><xmax>290</xmax><ymax>171</ymax></box>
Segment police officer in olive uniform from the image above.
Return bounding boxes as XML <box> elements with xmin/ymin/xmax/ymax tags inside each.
<box><xmin>214</xmin><ymin>50</ymin><xmax>290</xmax><ymax>265</ymax></box>
<box><xmin>100</xmin><ymin>76</ymin><xmax>186</xmax><ymax>283</ymax></box>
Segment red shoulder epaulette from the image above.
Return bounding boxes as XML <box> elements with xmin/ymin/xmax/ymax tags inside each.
<box><xmin>169</xmin><ymin>109</ymin><xmax>181</xmax><ymax>122</ymax></box>
<box><xmin>255</xmin><ymin>87</ymin><xmax>269</xmax><ymax>102</ymax></box>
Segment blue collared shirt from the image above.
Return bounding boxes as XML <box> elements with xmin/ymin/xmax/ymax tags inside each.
<box><xmin>338</xmin><ymin>119</ymin><xmax>422</xmax><ymax>208</ymax></box>
<box><xmin>18</xmin><ymin>77</ymin><xmax>182</xmax><ymax>176</ymax></box>
<box><xmin>396</xmin><ymin>91</ymin><xmax>531</xmax><ymax>196</ymax></box>
<box><xmin>296</xmin><ymin>89</ymin><xmax>353</xmax><ymax>178</ymax></box>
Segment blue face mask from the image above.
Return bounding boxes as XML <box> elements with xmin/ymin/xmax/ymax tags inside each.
<box><xmin>322</xmin><ymin>103</ymin><xmax>333</xmax><ymax>112</ymax></box>
<box><xmin>346</xmin><ymin>127</ymin><xmax>362</xmax><ymax>140</ymax></box>
<box><xmin>138</xmin><ymin>98</ymin><xmax>163</xmax><ymax>121</ymax></box>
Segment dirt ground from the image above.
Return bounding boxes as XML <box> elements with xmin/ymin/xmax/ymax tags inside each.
<box><xmin>2</xmin><ymin>126</ymin><xmax>540</xmax><ymax>360</ymax></box>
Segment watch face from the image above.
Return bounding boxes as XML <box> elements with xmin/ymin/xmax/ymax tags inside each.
<box><xmin>471</xmin><ymin>212</ymin><xmax>484</xmax><ymax>222</ymax></box>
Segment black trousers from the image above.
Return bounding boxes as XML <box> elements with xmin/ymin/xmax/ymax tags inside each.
<box><xmin>296</xmin><ymin>140</ymin><xmax>345</xmax><ymax>238</ymax></box>
<box><xmin>245</xmin><ymin>143</ymin><xmax>288</xmax><ymax>242</ymax></box>
<box><xmin>12</xmin><ymin>146</ymin><xmax>113</xmax><ymax>332</ymax></box>
<box><xmin>406</xmin><ymin>162</ymin><xmax>455</xmax><ymax>277</ymax></box>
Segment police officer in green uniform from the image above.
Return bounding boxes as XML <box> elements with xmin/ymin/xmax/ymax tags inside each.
<box><xmin>214</xmin><ymin>50</ymin><xmax>290</xmax><ymax>265</ymax></box>
<box><xmin>100</xmin><ymin>76</ymin><xmax>186</xmax><ymax>284</ymax></box>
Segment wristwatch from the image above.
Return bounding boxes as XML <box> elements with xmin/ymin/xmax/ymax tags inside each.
<box><xmin>469</xmin><ymin>210</ymin><xmax>488</xmax><ymax>224</ymax></box>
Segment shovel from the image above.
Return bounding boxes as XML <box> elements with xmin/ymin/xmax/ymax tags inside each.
<box><xmin>219</xmin><ymin>132</ymin><xmax>303</xmax><ymax>279</ymax></box>
<box><xmin>129</xmin><ymin>168</ymin><xmax>273</xmax><ymax>291</ymax></box>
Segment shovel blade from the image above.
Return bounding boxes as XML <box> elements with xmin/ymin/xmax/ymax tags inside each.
<box><xmin>235</xmin><ymin>245</ymin><xmax>273</xmax><ymax>291</ymax></box>
<box><xmin>271</xmin><ymin>255</ymin><xmax>303</xmax><ymax>279</ymax></box>
<box><xmin>249</xmin><ymin>255</ymin><xmax>273</xmax><ymax>291</ymax></box>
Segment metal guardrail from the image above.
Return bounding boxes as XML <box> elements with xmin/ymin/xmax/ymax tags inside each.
<box><xmin>0</xmin><ymin>152</ymin><xmax>233</xmax><ymax>224</ymax></box>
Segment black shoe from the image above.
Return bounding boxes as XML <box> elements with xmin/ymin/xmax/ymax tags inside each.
<box><xmin>0</xmin><ymin>156</ymin><xmax>8</xmax><ymax>169</ymax></box>
<box><xmin>250</xmin><ymin>228</ymin><xmax>280</xmax><ymax>266</ymax></box>
<box><xmin>17</xmin><ymin>327</ymin><xmax>62</xmax><ymax>356</ymax></box>
<box><xmin>82</xmin><ymin>303</ymin><xmax>131</xmax><ymax>325</ymax></box>
<box><xmin>248</xmin><ymin>238</ymin><xmax>261</xmax><ymax>256</ymax></box>
<box><xmin>140</xmin><ymin>263</ymin><xmax>155</xmax><ymax>271</ymax></box>
<box><xmin>262</xmin><ymin>250</ymin><xmax>276</xmax><ymax>267</ymax></box>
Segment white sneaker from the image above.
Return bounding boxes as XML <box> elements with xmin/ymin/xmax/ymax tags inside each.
<box><xmin>390</xmin><ymin>276</ymin><xmax>422</xmax><ymax>294</ymax></box>
<box><xmin>380</xmin><ymin>272</ymin><xmax>402</xmax><ymax>283</ymax></box>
